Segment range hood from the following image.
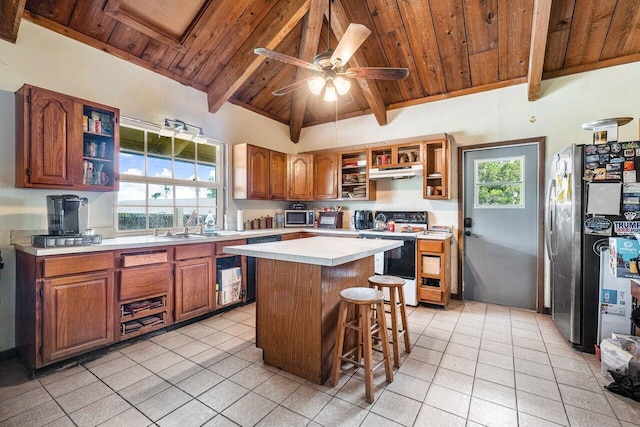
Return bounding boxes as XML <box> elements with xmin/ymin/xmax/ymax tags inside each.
<box><xmin>369</xmin><ymin>164</ymin><xmax>423</xmax><ymax>180</ymax></box>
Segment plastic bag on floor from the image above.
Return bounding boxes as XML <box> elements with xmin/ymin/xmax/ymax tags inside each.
<box><xmin>606</xmin><ymin>370</ymin><xmax>640</xmax><ymax>402</ymax></box>
<box><xmin>600</xmin><ymin>336</ymin><xmax>640</xmax><ymax>381</ymax></box>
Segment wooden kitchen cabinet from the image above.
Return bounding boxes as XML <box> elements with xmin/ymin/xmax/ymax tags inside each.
<box><xmin>313</xmin><ymin>153</ymin><xmax>338</xmax><ymax>200</ymax></box>
<box><xmin>288</xmin><ymin>154</ymin><xmax>314</xmax><ymax>200</ymax></box>
<box><xmin>233</xmin><ymin>143</ymin><xmax>270</xmax><ymax>199</ymax></box>
<box><xmin>339</xmin><ymin>149</ymin><xmax>376</xmax><ymax>200</ymax></box>
<box><xmin>116</xmin><ymin>249</ymin><xmax>172</xmax><ymax>340</ymax></box>
<box><xmin>369</xmin><ymin>142</ymin><xmax>424</xmax><ymax>169</ymax></box>
<box><xmin>417</xmin><ymin>238</ymin><xmax>451</xmax><ymax>308</ymax></box>
<box><xmin>424</xmin><ymin>139</ymin><xmax>450</xmax><ymax>199</ymax></box>
<box><xmin>15</xmin><ymin>84</ymin><xmax>119</xmax><ymax>191</ymax></box>
<box><xmin>174</xmin><ymin>243</ymin><xmax>216</xmax><ymax>321</ymax></box>
<box><xmin>15</xmin><ymin>251</ymin><xmax>115</xmax><ymax>372</ymax></box>
<box><xmin>270</xmin><ymin>150</ymin><xmax>287</xmax><ymax>200</ymax></box>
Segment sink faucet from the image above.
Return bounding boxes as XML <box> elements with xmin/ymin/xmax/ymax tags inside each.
<box><xmin>184</xmin><ymin>210</ymin><xmax>198</xmax><ymax>233</ymax></box>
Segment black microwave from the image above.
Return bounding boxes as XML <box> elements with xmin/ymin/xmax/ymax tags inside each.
<box><xmin>284</xmin><ymin>210</ymin><xmax>314</xmax><ymax>227</ymax></box>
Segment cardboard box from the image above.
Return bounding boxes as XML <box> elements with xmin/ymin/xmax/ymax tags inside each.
<box><xmin>609</xmin><ymin>237</ymin><xmax>640</xmax><ymax>278</ymax></box>
<box><xmin>218</xmin><ymin>280</ymin><xmax>241</xmax><ymax>305</ymax></box>
<box><xmin>218</xmin><ymin>267</ymin><xmax>242</xmax><ymax>286</ymax></box>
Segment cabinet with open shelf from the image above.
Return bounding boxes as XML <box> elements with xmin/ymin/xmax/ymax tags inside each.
<box><xmin>339</xmin><ymin>149</ymin><xmax>375</xmax><ymax>200</ymax></box>
<box><xmin>423</xmin><ymin>139</ymin><xmax>450</xmax><ymax>199</ymax></box>
<box><xmin>417</xmin><ymin>238</ymin><xmax>451</xmax><ymax>308</ymax></box>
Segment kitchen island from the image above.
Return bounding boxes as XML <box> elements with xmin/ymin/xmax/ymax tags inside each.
<box><xmin>224</xmin><ymin>236</ymin><xmax>402</xmax><ymax>384</ymax></box>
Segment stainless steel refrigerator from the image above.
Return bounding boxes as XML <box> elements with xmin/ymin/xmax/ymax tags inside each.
<box><xmin>547</xmin><ymin>143</ymin><xmax>626</xmax><ymax>354</ymax></box>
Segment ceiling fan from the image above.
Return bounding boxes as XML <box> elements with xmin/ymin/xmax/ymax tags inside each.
<box><xmin>254</xmin><ymin>1</ymin><xmax>409</xmax><ymax>102</ymax></box>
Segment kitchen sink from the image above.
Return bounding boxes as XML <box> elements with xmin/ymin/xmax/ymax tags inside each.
<box><xmin>156</xmin><ymin>232</ymin><xmax>208</xmax><ymax>239</ymax></box>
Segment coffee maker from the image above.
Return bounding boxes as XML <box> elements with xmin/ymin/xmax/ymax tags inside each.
<box><xmin>47</xmin><ymin>195</ymin><xmax>89</xmax><ymax>236</ymax></box>
<box><xmin>352</xmin><ymin>210</ymin><xmax>373</xmax><ymax>230</ymax></box>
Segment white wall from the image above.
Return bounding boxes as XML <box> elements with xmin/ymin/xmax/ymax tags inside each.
<box><xmin>0</xmin><ymin>20</ymin><xmax>639</xmax><ymax>352</ymax></box>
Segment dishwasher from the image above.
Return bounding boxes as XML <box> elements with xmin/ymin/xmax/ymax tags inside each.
<box><xmin>246</xmin><ymin>234</ymin><xmax>282</xmax><ymax>302</ymax></box>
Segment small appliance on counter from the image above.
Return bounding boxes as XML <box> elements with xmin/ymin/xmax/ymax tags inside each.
<box><xmin>284</xmin><ymin>209</ymin><xmax>314</xmax><ymax>227</ymax></box>
<box><xmin>289</xmin><ymin>201</ymin><xmax>307</xmax><ymax>210</ymax></box>
<box><xmin>352</xmin><ymin>210</ymin><xmax>373</xmax><ymax>230</ymax></box>
<box><xmin>317</xmin><ymin>211</ymin><xmax>343</xmax><ymax>229</ymax></box>
<box><xmin>31</xmin><ymin>194</ymin><xmax>102</xmax><ymax>248</ymax></box>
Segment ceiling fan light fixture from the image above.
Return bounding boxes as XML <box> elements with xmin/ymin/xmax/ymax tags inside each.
<box><xmin>323</xmin><ymin>81</ymin><xmax>338</xmax><ymax>102</ymax></box>
<box><xmin>333</xmin><ymin>76</ymin><xmax>351</xmax><ymax>95</ymax></box>
<box><xmin>308</xmin><ymin>76</ymin><xmax>326</xmax><ymax>95</ymax></box>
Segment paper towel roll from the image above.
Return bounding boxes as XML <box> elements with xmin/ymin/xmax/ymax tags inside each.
<box><xmin>237</xmin><ymin>210</ymin><xmax>244</xmax><ymax>231</ymax></box>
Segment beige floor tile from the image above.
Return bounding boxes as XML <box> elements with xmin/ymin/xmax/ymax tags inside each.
<box><xmin>480</xmin><ymin>339</ymin><xmax>514</xmax><ymax>356</ymax></box>
<box><xmin>370</xmin><ymin>390</ymin><xmax>421</xmax><ymax>426</ymax></box>
<box><xmin>432</xmin><ymin>367</ymin><xmax>474</xmax><ymax>395</ymax></box>
<box><xmin>157</xmin><ymin>359</ymin><xmax>203</xmax><ymax>384</ymax></box>
<box><xmin>216</xmin><ymin>337</ymin><xmax>252</xmax><ymax>354</ymax></box>
<box><xmin>558</xmin><ymin>384</ymin><xmax>615</xmax><ymax>417</ymax></box>
<box><xmin>201</xmin><ymin>316</ymin><xmax>236</xmax><ymax>330</ymax></box>
<box><xmin>335</xmin><ymin>376</ymin><xmax>382</xmax><ymax>408</ymax></box>
<box><xmin>240</xmin><ymin>317</ymin><xmax>256</xmax><ymax>327</ymax></box>
<box><xmin>189</xmin><ymin>347</ymin><xmax>230</xmax><ymax>367</ymax></box>
<box><xmin>198</xmin><ymin>330</ymin><xmax>235</xmax><ymax>347</ymax></box>
<box><xmin>307</xmin><ymin>371</ymin><xmax>350</xmax><ymax>396</ymax></box>
<box><xmin>516</xmin><ymin>390</ymin><xmax>568</xmax><ymax>426</ymax></box>
<box><xmin>513</xmin><ymin>345</ymin><xmax>550</xmax><ymax>365</ymax></box>
<box><xmin>564</xmin><ymin>404</ymin><xmax>621</xmax><ymax>427</ymax></box>
<box><xmin>406</xmin><ymin>346</ymin><xmax>443</xmax><ymax>366</ymax></box>
<box><xmin>0</xmin><ymin>386</ymin><xmax>52</xmax><ymax>422</ymax></box>
<box><xmin>221</xmin><ymin>310</ymin><xmax>253</xmax><ymax>323</ymax></box>
<box><xmin>468</xmin><ymin>396</ymin><xmax>517</xmax><ymax>427</ymax></box>
<box><xmin>482</xmin><ymin>329</ymin><xmax>513</xmax><ymax>345</ymax></box>
<box><xmin>512</xmin><ymin>335</ymin><xmax>546</xmax><ymax>351</ymax></box>
<box><xmin>222</xmin><ymin>391</ymin><xmax>277</xmax><ymax>426</ymax></box>
<box><xmin>429</xmin><ymin>319</ymin><xmax>456</xmax><ymax>332</ymax></box>
<box><xmin>208</xmin><ymin>355</ymin><xmax>252</xmax><ymax>378</ymax></box>
<box><xmin>448</xmin><ymin>332</ymin><xmax>481</xmax><ymax>349</ymax></box>
<box><xmin>474</xmin><ymin>362</ymin><xmax>515</xmax><ymax>388</ymax></box>
<box><xmin>102</xmin><ymin>363</ymin><xmax>153</xmax><ymax>391</ymax></box>
<box><xmin>256</xmin><ymin>405</ymin><xmax>310</xmax><ymax>426</ymax></box>
<box><xmin>42</xmin><ymin>369</ymin><xmax>98</xmax><ymax>398</ymax></box>
<box><xmin>68</xmin><ymin>393</ymin><xmax>130</xmax><ymax>427</ymax></box>
<box><xmin>253</xmin><ymin>373</ymin><xmax>302</xmax><ymax>403</ymax></box>
<box><xmin>223</xmin><ymin>323</ymin><xmax>253</xmax><ymax>337</ymax></box>
<box><xmin>141</xmin><ymin>351</ymin><xmax>186</xmax><ymax>373</ymax></box>
<box><xmin>439</xmin><ymin>354</ymin><xmax>476</xmax><ymax>376</ymax></box>
<box><xmin>82</xmin><ymin>351</ymin><xmax>124</xmax><ymax>369</ymax></box>
<box><xmin>515</xmin><ymin>372</ymin><xmax>561</xmax><ymax>401</ymax></box>
<box><xmin>55</xmin><ymin>380</ymin><xmax>113</xmax><ymax>413</ymax></box>
<box><xmin>477</xmin><ymin>349</ymin><xmax>514</xmax><ymax>370</ymax></box>
<box><xmin>157</xmin><ymin>399</ymin><xmax>216</xmax><ymax>427</ymax></box>
<box><xmin>136</xmin><ymin>386</ymin><xmax>191</xmax><ymax>421</ymax></box>
<box><xmin>413</xmin><ymin>404</ymin><xmax>466</xmax><ymax>427</ymax></box>
<box><xmin>87</xmin><ymin>354</ymin><xmax>136</xmax><ymax>379</ymax></box>
<box><xmin>228</xmin><ymin>364</ymin><xmax>275</xmax><ymax>389</ymax></box>
<box><xmin>157</xmin><ymin>333</ymin><xmax>195</xmax><ymax>350</ymax></box>
<box><xmin>97</xmin><ymin>407</ymin><xmax>151</xmax><ymax>427</ymax></box>
<box><xmin>233</xmin><ymin>345</ymin><xmax>263</xmax><ymax>363</ymax></box>
<box><xmin>238</xmin><ymin>329</ymin><xmax>257</xmax><ymax>342</ymax></box>
<box><xmin>124</xmin><ymin>342</ymin><xmax>170</xmax><ymax>363</ymax></box>
<box><xmin>553</xmin><ymin>366</ymin><xmax>603</xmax><ymax>393</ymax></box>
<box><xmin>198</xmin><ymin>379</ymin><xmax>250</xmax><ymax>412</ymax></box>
<box><xmin>511</xmin><ymin>327</ymin><xmax>543</xmax><ymax>341</ymax></box>
<box><xmin>514</xmin><ymin>358</ymin><xmax>555</xmax><ymax>381</ymax></box>
<box><xmin>118</xmin><ymin>374</ymin><xmax>172</xmax><ymax>405</ymax></box>
<box><xmin>397</xmin><ymin>358</ymin><xmax>437</xmax><ymax>382</ymax></box>
<box><xmin>444</xmin><ymin>342</ymin><xmax>479</xmax><ymax>361</ymax></box>
<box><xmin>422</xmin><ymin>327</ymin><xmax>453</xmax><ymax>341</ymax></box>
<box><xmin>384</xmin><ymin>372</ymin><xmax>430</xmax><ymax>402</ymax></box>
<box><xmin>179</xmin><ymin>323</ymin><xmax>217</xmax><ymax>340</ymax></box>
<box><xmin>606</xmin><ymin>392</ymin><xmax>640</xmax><ymax>424</ymax></box>
<box><xmin>452</xmin><ymin>324</ymin><xmax>483</xmax><ymax>338</ymax></box>
<box><xmin>548</xmin><ymin>353</ymin><xmax>590</xmax><ymax>373</ymax></box>
<box><xmin>118</xmin><ymin>339</ymin><xmax>154</xmax><ymax>355</ymax></box>
<box><xmin>43</xmin><ymin>415</ymin><xmax>76</xmax><ymax>427</ymax></box>
<box><xmin>314</xmin><ymin>396</ymin><xmax>369</xmax><ymax>426</ymax></box>
<box><xmin>281</xmin><ymin>384</ymin><xmax>332</xmax><ymax>419</ymax></box>
<box><xmin>472</xmin><ymin>378</ymin><xmax>516</xmax><ymax>409</ymax></box>
<box><xmin>517</xmin><ymin>411</ymin><xmax>565</xmax><ymax>427</ymax></box>
<box><xmin>150</xmin><ymin>330</ymin><xmax>183</xmax><ymax>343</ymax></box>
<box><xmin>0</xmin><ymin>400</ymin><xmax>65</xmax><ymax>427</ymax></box>
<box><xmin>172</xmin><ymin>340</ymin><xmax>212</xmax><ymax>359</ymax></box>
<box><xmin>201</xmin><ymin>414</ymin><xmax>239</xmax><ymax>426</ymax></box>
<box><xmin>414</xmin><ymin>335</ymin><xmax>448</xmax><ymax>352</ymax></box>
<box><xmin>175</xmin><ymin>368</ymin><xmax>224</xmax><ymax>397</ymax></box>
<box><xmin>424</xmin><ymin>384</ymin><xmax>470</xmax><ymax>418</ymax></box>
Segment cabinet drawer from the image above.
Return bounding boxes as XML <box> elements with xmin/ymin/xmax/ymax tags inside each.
<box><xmin>216</xmin><ymin>239</ymin><xmax>246</xmax><ymax>256</ymax></box>
<box><xmin>174</xmin><ymin>243</ymin><xmax>214</xmax><ymax>261</ymax></box>
<box><xmin>121</xmin><ymin>251</ymin><xmax>168</xmax><ymax>267</ymax></box>
<box><xmin>419</xmin><ymin>287</ymin><xmax>443</xmax><ymax>303</ymax></box>
<box><xmin>119</xmin><ymin>266</ymin><xmax>172</xmax><ymax>301</ymax></box>
<box><xmin>43</xmin><ymin>252</ymin><xmax>113</xmax><ymax>278</ymax></box>
<box><xmin>419</xmin><ymin>240</ymin><xmax>443</xmax><ymax>253</ymax></box>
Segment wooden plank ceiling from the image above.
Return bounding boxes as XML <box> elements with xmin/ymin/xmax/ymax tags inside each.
<box><xmin>6</xmin><ymin>0</ymin><xmax>640</xmax><ymax>142</ymax></box>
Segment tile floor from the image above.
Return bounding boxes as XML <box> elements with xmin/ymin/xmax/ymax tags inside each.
<box><xmin>2</xmin><ymin>301</ymin><xmax>640</xmax><ymax>426</ymax></box>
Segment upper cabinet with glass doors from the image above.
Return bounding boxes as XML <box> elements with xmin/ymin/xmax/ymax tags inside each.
<box><xmin>117</xmin><ymin>122</ymin><xmax>222</xmax><ymax>233</ymax></box>
<box><xmin>15</xmin><ymin>84</ymin><xmax>119</xmax><ymax>191</ymax></box>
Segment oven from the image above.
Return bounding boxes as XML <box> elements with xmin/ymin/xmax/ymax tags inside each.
<box><xmin>358</xmin><ymin>233</ymin><xmax>418</xmax><ymax>306</ymax></box>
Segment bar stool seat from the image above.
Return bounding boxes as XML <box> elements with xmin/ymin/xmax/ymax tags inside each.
<box><xmin>368</xmin><ymin>275</ymin><xmax>411</xmax><ymax>368</ymax></box>
<box><xmin>331</xmin><ymin>287</ymin><xmax>393</xmax><ymax>403</ymax></box>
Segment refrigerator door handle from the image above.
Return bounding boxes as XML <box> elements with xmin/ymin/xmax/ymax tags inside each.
<box><xmin>545</xmin><ymin>179</ymin><xmax>557</xmax><ymax>260</ymax></box>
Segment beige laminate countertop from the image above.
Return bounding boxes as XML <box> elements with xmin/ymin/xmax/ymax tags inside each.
<box><xmin>224</xmin><ymin>236</ymin><xmax>403</xmax><ymax>267</ymax></box>
<box><xmin>13</xmin><ymin>227</ymin><xmax>449</xmax><ymax>256</ymax></box>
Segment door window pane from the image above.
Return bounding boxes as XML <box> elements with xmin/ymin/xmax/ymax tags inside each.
<box><xmin>475</xmin><ymin>156</ymin><xmax>524</xmax><ymax>208</ymax></box>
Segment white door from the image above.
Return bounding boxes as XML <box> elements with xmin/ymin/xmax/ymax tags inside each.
<box><xmin>462</xmin><ymin>143</ymin><xmax>541</xmax><ymax>310</ymax></box>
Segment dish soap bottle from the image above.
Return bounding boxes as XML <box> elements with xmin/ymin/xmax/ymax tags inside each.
<box><xmin>204</xmin><ymin>211</ymin><xmax>215</xmax><ymax>234</ymax></box>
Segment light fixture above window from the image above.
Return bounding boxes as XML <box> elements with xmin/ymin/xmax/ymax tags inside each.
<box><xmin>159</xmin><ymin>118</ymin><xmax>208</xmax><ymax>142</ymax></box>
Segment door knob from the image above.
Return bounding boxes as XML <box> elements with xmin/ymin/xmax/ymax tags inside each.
<box><xmin>464</xmin><ymin>231</ymin><xmax>479</xmax><ymax>238</ymax></box>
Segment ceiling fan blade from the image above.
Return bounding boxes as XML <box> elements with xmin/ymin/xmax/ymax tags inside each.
<box><xmin>330</xmin><ymin>23</ymin><xmax>371</xmax><ymax>67</ymax></box>
<box><xmin>272</xmin><ymin>78</ymin><xmax>313</xmax><ymax>96</ymax></box>
<box><xmin>344</xmin><ymin>67</ymin><xmax>410</xmax><ymax>80</ymax></box>
<box><xmin>254</xmin><ymin>47</ymin><xmax>321</xmax><ymax>71</ymax></box>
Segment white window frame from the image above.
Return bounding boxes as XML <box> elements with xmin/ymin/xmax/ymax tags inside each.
<box><xmin>474</xmin><ymin>155</ymin><xmax>525</xmax><ymax>209</ymax></box>
<box><xmin>116</xmin><ymin>117</ymin><xmax>226</xmax><ymax>234</ymax></box>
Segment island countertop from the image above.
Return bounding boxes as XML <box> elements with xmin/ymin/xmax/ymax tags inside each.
<box><xmin>224</xmin><ymin>236</ymin><xmax>402</xmax><ymax>267</ymax></box>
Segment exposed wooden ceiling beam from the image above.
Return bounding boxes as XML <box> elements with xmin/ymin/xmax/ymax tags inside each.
<box><xmin>528</xmin><ymin>0</ymin><xmax>552</xmax><ymax>101</ymax></box>
<box><xmin>330</xmin><ymin>0</ymin><xmax>387</xmax><ymax>126</ymax></box>
<box><xmin>289</xmin><ymin>0</ymin><xmax>325</xmax><ymax>143</ymax></box>
<box><xmin>206</xmin><ymin>0</ymin><xmax>311</xmax><ymax>114</ymax></box>
<box><xmin>0</xmin><ymin>0</ymin><xmax>26</xmax><ymax>43</ymax></box>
